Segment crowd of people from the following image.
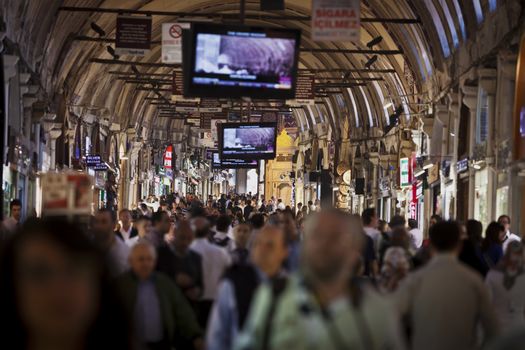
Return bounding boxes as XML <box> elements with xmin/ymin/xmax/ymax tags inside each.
<box><xmin>0</xmin><ymin>193</ymin><xmax>524</xmax><ymax>350</ymax></box>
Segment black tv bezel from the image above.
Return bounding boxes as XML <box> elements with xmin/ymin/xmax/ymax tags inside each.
<box><xmin>183</xmin><ymin>23</ymin><xmax>301</xmax><ymax>99</ymax></box>
<box><xmin>211</xmin><ymin>151</ymin><xmax>259</xmax><ymax>169</ymax></box>
<box><xmin>218</xmin><ymin>122</ymin><xmax>277</xmax><ymax>160</ymax></box>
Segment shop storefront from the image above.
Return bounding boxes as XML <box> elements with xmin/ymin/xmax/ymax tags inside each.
<box><xmin>474</xmin><ymin>168</ymin><xmax>490</xmax><ymax>229</ymax></box>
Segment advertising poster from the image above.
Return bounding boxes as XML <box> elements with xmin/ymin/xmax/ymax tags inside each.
<box><xmin>115</xmin><ymin>16</ymin><xmax>152</xmax><ymax>56</ymax></box>
<box><xmin>311</xmin><ymin>0</ymin><xmax>361</xmax><ymax>42</ymax></box>
<box><xmin>41</xmin><ymin>172</ymin><xmax>93</xmax><ymax>216</ymax></box>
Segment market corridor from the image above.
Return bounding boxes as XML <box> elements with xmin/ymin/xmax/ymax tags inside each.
<box><xmin>1</xmin><ymin>0</ymin><xmax>525</xmax><ymax>349</ymax></box>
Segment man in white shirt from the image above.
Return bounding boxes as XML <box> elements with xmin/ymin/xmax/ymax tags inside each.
<box><xmin>395</xmin><ymin>221</ymin><xmax>500</xmax><ymax>350</ymax></box>
<box><xmin>116</xmin><ymin>209</ymin><xmax>138</xmax><ymax>246</ymax></box>
<box><xmin>190</xmin><ymin>215</ymin><xmax>231</xmax><ymax>328</ymax></box>
<box><xmin>498</xmin><ymin>215</ymin><xmax>521</xmax><ymax>252</ymax></box>
<box><xmin>92</xmin><ymin>208</ymin><xmax>130</xmax><ymax>278</ymax></box>
<box><xmin>408</xmin><ymin>218</ymin><xmax>423</xmax><ymax>252</ymax></box>
<box><xmin>361</xmin><ymin>208</ymin><xmax>381</xmax><ymax>251</ymax></box>
<box><xmin>277</xmin><ymin>199</ymin><xmax>286</xmax><ymax>211</ymax></box>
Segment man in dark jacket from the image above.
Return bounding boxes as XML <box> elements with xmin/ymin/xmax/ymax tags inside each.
<box><xmin>157</xmin><ymin>220</ymin><xmax>203</xmax><ymax>306</ymax></box>
<box><xmin>116</xmin><ymin>241</ymin><xmax>203</xmax><ymax>350</ymax></box>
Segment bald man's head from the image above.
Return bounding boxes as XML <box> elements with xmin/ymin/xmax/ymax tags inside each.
<box><xmin>129</xmin><ymin>242</ymin><xmax>157</xmax><ymax>280</ymax></box>
<box><xmin>251</xmin><ymin>225</ymin><xmax>288</xmax><ymax>278</ymax></box>
<box><xmin>302</xmin><ymin>210</ymin><xmax>363</xmax><ymax>284</ymax></box>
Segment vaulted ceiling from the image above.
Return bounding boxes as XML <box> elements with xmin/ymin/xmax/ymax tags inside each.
<box><xmin>1</xmin><ymin>0</ymin><xmax>506</xmax><ymax>144</ymax></box>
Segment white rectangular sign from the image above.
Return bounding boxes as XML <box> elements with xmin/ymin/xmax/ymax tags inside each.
<box><xmin>162</xmin><ymin>23</ymin><xmax>190</xmax><ymax>63</ymax></box>
<box><xmin>311</xmin><ymin>0</ymin><xmax>360</xmax><ymax>42</ymax></box>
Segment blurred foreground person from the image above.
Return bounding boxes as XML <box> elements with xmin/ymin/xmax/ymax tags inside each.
<box><xmin>190</xmin><ymin>216</ymin><xmax>231</xmax><ymax>329</ymax></box>
<box><xmin>498</xmin><ymin>215</ymin><xmax>521</xmax><ymax>252</ymax></box>
<box><xmin>149</xmin><ymin>211</ymin><xmax>172</xmax><ymax>247</ymax></box>
<box><xmin>92</xmin><ymin>208</ymin><xmax>130</xmax><ymax>277</ymax></box>
<box><xmin>485</xmin><ymin>241</ymin><xmax>525</xmax><ymax>334</ymax></box>
<box><xmin>482</xmin><ymin>222</ymin><xmax>506</xmax><ymax>268</ymax></box>
<box><xmin>231</xmin><ymin>223</ymin><xmax>252</xmax><ymax>264</ymax></box>
<box><xmin>157</xmin><ymin>220</ymin><xmax>203</xmax><ymax>306</ymax></box>
<box><xmin>459</xmin><ymin>219</ymin><xmax>488</xmax><ymax>277</ymax></box>
<box><xmin>379</xmin><ymin>247</ymin><xmax>411</xmax><ymax>293</ymax></box>
<box><xmin>207</xmin><ymin>225</ymin><xmax>288</xmax><ymax>350</ymax></box>
<box><xmin>116</xmin><ymin>241</ymin><xmax>203</xmax><ymax>350</ymax></box>
<box><xmin>0</xmin><ymin>218</ymin><xmax>135</xmax><ymax>349</ymax></box>
<box><xmin>1</xmin><ymin>198</ymin><xmax>22</xmax><ymax>237</ymax></box>
<box><xmin>235</xmin><ymin>210</ymin><xmax>404</xmax><ymax>350</ymax></box>
<box><xmin>116</xmin><ymin>209</ymin><xmax>138</xmax><ymax>246</ymax></box>
<box><xmin>135</xmin><ymin>216</ymin><xmax>153</xmax><ymax>241</ymax></box>
<box><xmin>395</xmin><ymin>221</ymin><xmax>500</xmax><ymax>350</ymax></box>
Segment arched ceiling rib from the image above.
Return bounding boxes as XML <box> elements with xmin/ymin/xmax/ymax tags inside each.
<box><xmin>3</xmin><ymin>0</ymin><xmax>485</xmax><ymax>141</ymax></box>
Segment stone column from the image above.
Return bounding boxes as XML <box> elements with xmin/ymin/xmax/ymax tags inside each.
<box><xmin>236</xmin><ymin>169</ymin><xmax>247</xmax><ymax>194</ymax></box>
<box><xmin>48</xmin><ymin>129</ymin><xmax>62</xmax><ymax>171</ymax></box>
<box><xmin>479</xmin><ymin>68</ymin><xmax>497</xmax><ymax>221</ymax></box>
<box><xmin>461</xmin><ymin>85</ymin><xmax>478</xmax><ymax>219</ymax></box>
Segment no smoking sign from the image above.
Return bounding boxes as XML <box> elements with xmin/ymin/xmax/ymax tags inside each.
<box><xmin>162</xmin><ymin>23</ymin><xmax>189</xmax><ymax>64</ymax></box>
<box><xmin>169</xmin><ymin>24</ymin><xmax>183</xmax><ymax>39</ymax></box>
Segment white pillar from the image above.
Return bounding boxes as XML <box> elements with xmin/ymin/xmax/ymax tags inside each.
<box><xmin>48</xmin><ymin>129</ymin><xmax>62</xmax><ymax>171</ymax></box>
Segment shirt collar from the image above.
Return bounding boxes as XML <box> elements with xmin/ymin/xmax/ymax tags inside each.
<box><xmin>431</xmin><ymin>252</ymin><xmax>458</xmax><ymax>263</ymax></box>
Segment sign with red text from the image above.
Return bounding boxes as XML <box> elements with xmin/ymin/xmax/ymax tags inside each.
<box><xmin>163</xmin><ymin>145</ymin><xmax>174</xmax><ymax>169</ymax></box>
<box><xmin>162</xmin><ymin>23</ymin><xmax>190</xmax><ymax>63</ymax></box>
<box><xmin>311</xmin><ymin>0</ymin><xmax>360</xmax><ymax>42</ymax></box>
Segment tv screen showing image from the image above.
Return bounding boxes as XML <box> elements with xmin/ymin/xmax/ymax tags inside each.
<box><xmin>183</xmin><ymin>23</ymin><xmax>301</xmax><ymax>99</ymax></box>
<box><xmin>219</xmin><ymin>122</ymin><xmax>277</xmax><ymax>160</ymax></box>
<box><xmin>206</xmin><ymin>149</ymin><xmax>217</xmax><ymax>160</ymax></box>
<box><xmin>212</xmin><ymin>151</ymin><xmax>258</xmax><ymax>169</ymax></box>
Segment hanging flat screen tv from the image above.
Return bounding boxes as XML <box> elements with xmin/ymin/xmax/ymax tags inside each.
<box><xmin>219</xmin><ymin>122</ymin><xmax>277</xmax><ymax>160</ymax></box>
<box><xmin>183</xmin><ymin>23</ymin><xmax>301</xmax><ymax>99</ymax></box>
<box><xmin>212</xmin><ymin>151</ymin><xmax>258</xmax><ymax>169</ymax></box>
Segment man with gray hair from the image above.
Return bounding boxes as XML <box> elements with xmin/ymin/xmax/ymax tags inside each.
<box><xmin>235</xmin><ymin>210</ymin><xmax>404</xmax><ymax>350</ymax></box>
<box><xmin>115</xmin><ymin>241</ymin><xmax>204</xmax><ymax>350</ymax></box>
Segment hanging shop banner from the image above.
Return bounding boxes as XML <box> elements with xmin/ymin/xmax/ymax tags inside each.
<box><xmin>200</xmin><ymin>99</ymin><xmax>222</xmax><ymax>113</ymax></box>
<box><xmin>262</xmin><ymin>112</ymin><xmax>278</xmax><ymax>122</ymax></box>
<box><xmin>427</xmin><ymin>162</ymin><xmax>440</xmax><ymax>184</ymax></box>
<box><xmin>212</xmin><ymin>118</ymin><xmax>227</xmax><ymax>142</ymax></box>
<box><xmin>115</xmin><ymin>16</ymin><xmax>152</xmax><ymax>56</ymax></box>
<box><xmin>162</xmin><ymin>23</ymin><xmax>190</xmax><ymax>64</ymax></box>
<box><xmin>163</xmin><ymin>145</ymin><xmax>174</xmax><ymax>169</ymax></box>
<box><xmin>261</xmin><ymin>0</ymin><xmax>285</xmax><ymax>10</ymax></box>
<box><xmin>311</xmin><ymin>0</ymin><xmax>360</xmax><ymax>42</ymax></box>
<box><xmin>457</xmin><ymin>158</ymin><xmax>469</xmax><ymax>174</ymax></box>
<box><xmin>171</xmin><ymin>72</ymin><xmax>200</xmax><ymax>102</ymax></box>
<box><xmin>86</xmin><ymin>155</ymin><xmax>102</xmax><ymax>167</ymax></box>
<box><xmin>400</xmin><ymin>157</ymin><xmax>410</xmax><ymax>187</ymax></box>
<box><xmin>286</xmin><ymin>74</ymin><xmax>315</xmax><ymax>106</ymax></box>
<box><xmin>175</xmin><ymin>102</ymin><xmax>200</xmax><ymax>113</ymax></box>
<box><xmin>41</xmin><ymin>172</ymin><xmax>93</xmax><ymax>216</ymax></box>
<box><xmin>200</xmin><ymin>113</ymin><xmax>213</xmax><ymax>130</ymax></box>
